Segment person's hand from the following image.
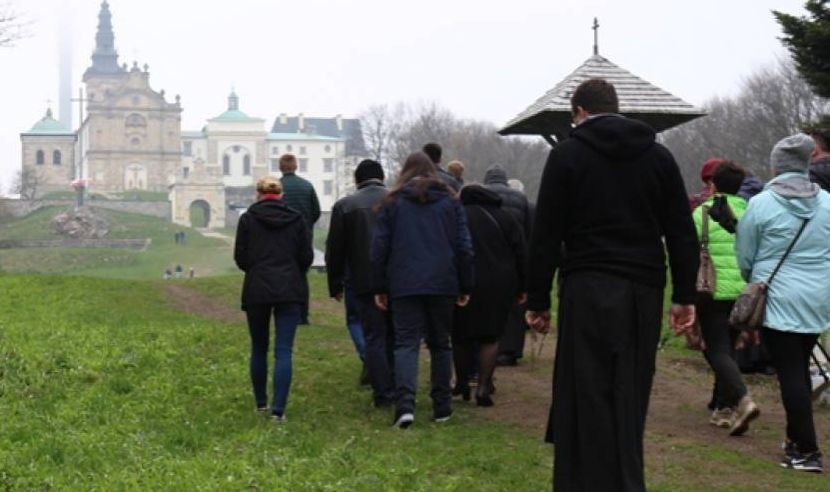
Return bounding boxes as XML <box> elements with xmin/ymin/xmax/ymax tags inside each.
<box><xmin>456</xmin><ymin>294</ymin><xmax>470</xmax><ymax>307</ymax></box>
<box><xmin>735</xmin><ymin>329</ymin><xmax>760</xmax><ymax>350</ymax></box>
<box><xmin>669</xmin><ymin>304</ymin><xmax>696</xmax><ymax>335</ymax></box>
<box><xmin>516</xmin><ymin>292</ymin><xmax>528</xmax><ymax>305</ymax></box>
<box><xmin>374</xmin><ymin>294</ymin><xmax>388</xmax><ymax>311</ymax></box>
<box><xmin>525</xmin><ymin>310</ymin><xmax>551</xmax><ymax>334</ymax></box>
<box><xmin>334</xmin><ymin>292</ymin><xmax>344</xmax><ymax>302</ymax></box>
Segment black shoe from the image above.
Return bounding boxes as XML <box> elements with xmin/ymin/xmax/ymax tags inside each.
<box><xmin>393</xmin><ymin>411</ymin><xmax>414</xmax><ymax>429</ymax></box>
<box><xmin>452</xmin><ymin>384</ymin><xmax>471</xmax><ymax>401</ymax></box>
<box><xmin>496</xmin><ymin>354</ymin><xmax>517</xmax><ymax>367</ymax></box>
<box><xmin>475</xmin><ymin>392</ymin><xmax>494</xmax><ymax>407</ymax></box>
<box><xmin>781</xmin><ymin>450</ymin><xmax>823</xmax><ymax>473</ymax></box>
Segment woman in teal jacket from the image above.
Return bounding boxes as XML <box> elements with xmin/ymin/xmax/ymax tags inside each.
<box><xmin>693</xmin><ymin>162</ymin><xmax>757</xmax><ymax>435</ymax></box>
<box><xmin>736</xmin><ymin>134</ymin><xmax>830</xmax><ymax>473</ymax></box>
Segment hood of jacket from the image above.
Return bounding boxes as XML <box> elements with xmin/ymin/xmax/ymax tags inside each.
<box><xmin>483</xmin><ymin>165</ymin><xmax>508</xmax><ymax>185</ymax></box>
<box><xmin>245</xmin><ymin>198</ymin><xmax>303</xmax><ymax>229</ymax></box>
<box><xmin>570</xmin><ymin>114</ymin><xmax>656</xmax><ymax>160</ymax></box>
<box><xmin>767</xmin><ymin>172</ymin><xmax>820</xmax><ymax>219</ymax></box>
<box><xmin>400</xmin><ymin>177</ymin><xmax>451</xmax><ymax>203</ymax></box>
<box><xmin>460</xmin><ymin>184</ymin><xmax>503</xmax><ymax>206</ymax></box>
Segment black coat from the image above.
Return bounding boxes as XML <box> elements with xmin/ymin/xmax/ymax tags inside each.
<box><xmin>325</xmin><ymin>180</ymin><xmax>387</xmax><ymax>297</ymax></box>
<box><xmin>526</xmin><ymin>114</ymin><xmax>699</xmax><ymax>311</ymax></box>
<box><xmin>810</xmin><ymin>156</ymin><xmax>830</xmax><ymax>193</ymax></box>
<box><xmin>454</xmin><ymin>186</ymin><xmax>527</xmax><ymax>342</ymax></box>
<box><xmin>234</xmin><ymin>198</ymin><xmax>314</xmax><ymax>310</ymax></box>
<box><xmin>370</xmin><ymin>179</ymin><xmax>474</xmax><ymax>298</ymax></box>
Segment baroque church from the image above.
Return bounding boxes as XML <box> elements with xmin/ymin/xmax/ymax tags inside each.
<box><xmin>20</xmin><ymin>1</ymin><xmax>366</xmax><ymax>229</ymax></box>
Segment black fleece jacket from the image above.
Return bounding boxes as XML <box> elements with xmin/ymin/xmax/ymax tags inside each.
<box><xmin>526</xmin><ymin>114</ymin><xmax>699</xmax><ymax>311</ymax></box>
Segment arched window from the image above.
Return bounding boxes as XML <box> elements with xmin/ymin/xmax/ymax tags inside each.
<box><xmin>36</xmin><ymin>150</ymin><xmax>45</xmax><ymax>165</ymax></box>
<box><xmin>130</xmin><ymin>137</ymin><xmax>141</xmax><ymax>147</ymax></box>
<box><xmin>222</xmin><ymin>155</ymin><xmax>230</xmax><ymax>176</ymax></box>
<box><xmin>125</xmin><ymin>113</ymin><xmax>147</xmax><ymax>128</ymax></box>
<box><xmin>243</xmin><ymin>155</ymin><xmax>251</xmax><ymax>175</ymax></box>
<box><xmin>53</xmin><ymin>150</ymin><xmax>62</xmax><ymax>165</ymax></box>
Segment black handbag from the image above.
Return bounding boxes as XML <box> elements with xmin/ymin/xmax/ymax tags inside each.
<box><xmin>729</xmin><ymin>219</ymin><xmax>809</xmax><ymax>331</ymax></box>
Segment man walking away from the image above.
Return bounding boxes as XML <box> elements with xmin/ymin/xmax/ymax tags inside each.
<box><xmin>326</xmin><ymin>159</ymin><xmax>396</xmax><ymax>406</ymax></box>
<box><xmin>484</xmin><ymin>164</ymin><xmax>533</xmax><ymax>366</ymax></box>
<box><xmin>422</xmin><ymin>142</ymin><xmax>461</xmax><ymax>192</ymax></box>
<box><xmin>808</xmin><ymin>127</ymin><xmax>830</xmax><ymax>192</ymax></box>
<box><xmin>280</xmin><ymin>153</ymin><xmax>321</xmax><ymax>325</ymax></box>
<box><xmin>525</xmin><ymin>79</ymin><xmax>699</xmax><ymax>491</ymax></box>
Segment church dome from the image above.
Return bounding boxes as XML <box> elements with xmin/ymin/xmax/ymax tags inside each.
<box><xmin>27</xmin><ymin>108</ymin><xmax>73</xmax><ymax>135</ymax></box>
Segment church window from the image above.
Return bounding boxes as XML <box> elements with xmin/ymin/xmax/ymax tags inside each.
<box><xmin>126</xmin><ymin>113</ymin><xmax>147</xmax><ymax>127</ymax></box>
<box><xmin>183</xmin><ymin>167</ymin><xmax>190</xmax><ymax>179</ymax></box>
<box><xmin>270</xmin><ymin>159</ymin><xmax>279</xmax><ymax>172</ymax></box>
<box><xmin>233</xmin><ymin>145</ymin><xmax>241</xmax><ymax>153</ymax></box>
<box><xmin>222</xmin><ymin>155</ymin><xmax>231</xmax><ymax>175</ymax></box>
<box><xmin>324</xmin><ymin>145</ymin><xmax>331</xmax><ymax>153</ymax></box>
<box><xmin>53</xmin><ymin>150</ymin><xmax>62</xmax><ymax>165</ymax></box>
<box><xmin>323</xmin><ymin>158</ymin><xmax>334</xmax><ymax>173</ymax></box>
<box><xmin>299</xmin><ymin>146</ymin><xmax>307</xmax><ymax>155</ymax></box>
<box><xmin>243</xmin><ymin>155</ymin><xmax>251</xmax><ymax>175</ymax></box>
<box><xmin>324</xmin><ymin>180</ymin><xmax>333</xmax><ymax>196</ymax></box>
<box><xmin>183</xmin><ymin>141</ymin><xmax>192</xmax><ymax>156</ymax></box>
<box><xmin>36</xmin><ymin>150</ymin><xmax>45</xmax><ymax>165</ymax></box>
<box><xmin>298</xmin><ymin>158</ymin><xmax>308</xmax><ymax>173</ymax></box>
<box><xmin>286</xmin><ymin>144</ymin><xmax>293</xmax><ymax>152</ymax></box>
<box><xmin>271</xmin><ymin>146</ymin><xmax>279</xmax><ymax>155</ymax></box>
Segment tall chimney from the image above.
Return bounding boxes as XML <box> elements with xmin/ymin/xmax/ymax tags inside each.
<box><xmin>279</xmin><ymin>113</ymin><xmax>287</xmax><ymax>125</ymax></box>
<box><xmin>58</xmin><ymin>0</ymin><xmax>73</xmax><ymax>128</ymax></box>
<box><xmin>298</xmin><ymin>113</ymin><xmax>305</xmax><ymax>132</ymax></box>
<box><xmin>335</xmin><ymin>114</ymin><xmax>343</xmax><ymax>132</ymax></box>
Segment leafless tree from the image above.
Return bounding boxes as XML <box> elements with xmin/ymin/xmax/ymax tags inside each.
<box><xmin>11</xmin><ymin>167</ymin><xmax>43</xmax><ymax>200</ymax></box>
<box><xmin>0</xmin><ymin>2</ymin><xmax>27</xmax><ymax>47</ymax></box>
<box><xmin>661</xmin><ymin>57</ymin><xmax>829</xmax><ymax>190</ymax></box>
<box><xmin>359</xmin><ymin>103</ymin><xmax>406</xmax><ymax>166</ymax></box>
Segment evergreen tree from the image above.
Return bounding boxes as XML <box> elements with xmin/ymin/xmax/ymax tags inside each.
<box><xmin>774</xmin><ymin>1</ymin><xmax>830</xmax><ymax>100</ymax></box>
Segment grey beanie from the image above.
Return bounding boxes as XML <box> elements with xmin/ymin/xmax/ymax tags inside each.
<box><xmin>770</xmin><ymin>134</ymin><xmax>815</xmax><ymax>175</ymax></box>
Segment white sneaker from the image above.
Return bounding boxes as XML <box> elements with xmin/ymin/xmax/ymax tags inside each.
<box><xmin>709</xmin><ymin>408</ymin><xmax>733</xmax><ymax>428</ymax></box>
<box><xmin>729</xmin><ymin>395</ymin><xmax>760</xmax><ymax>436</ymax></box>
<box><xmin>272</xmin><ymin>413</ymin><xmax>286</xmax><ymax>423</ymax></box>
<box><xmin>393</xmin><ymin>412</ymin><xmax>414</xmax><ymax>429</ymax></box>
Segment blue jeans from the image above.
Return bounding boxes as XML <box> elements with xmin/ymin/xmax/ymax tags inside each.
<box><xmin>391</xmin><ymin>295</ymin><xmax>454</xmax><ymax>416</ymax></box>
<box><xmin>354</xmin><ymin>293</ymin><xmax>395</xmax><ymax>403</ymax></box>
<box><xmin>245</xmin><ymin>303</ymin><xmax>301</xmax><ymax>415</ymax></box>
<box><xmin>345</xmin><ymin>289</ymin><xmax>366</xmax><ymax>361</ymax></box>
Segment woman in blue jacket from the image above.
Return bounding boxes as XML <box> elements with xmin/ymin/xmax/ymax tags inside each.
<box><xmin>370</xmin><ymin>151</ymin><xmax>474</xmax><ymax>428</ymax></box>
<box><xmin>736</xmin><ymin>134</ymin><xmax>830</xmax><ymax>473</ymax></box>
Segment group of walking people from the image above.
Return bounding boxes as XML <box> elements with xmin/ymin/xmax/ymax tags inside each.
<box><xmin>232</xmin><ymin>76</ymin><xmax>830</xmax><ymax>489</ymax></box>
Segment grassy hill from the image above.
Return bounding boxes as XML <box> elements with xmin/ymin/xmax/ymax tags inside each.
<box><xmin>0</xmin><ymin>206</ymin><xmax>236</xmax><ymax>278</ymax></box>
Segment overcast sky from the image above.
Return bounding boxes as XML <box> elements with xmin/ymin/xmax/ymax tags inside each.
<box><xmin>0</xmin><ymin>0</ymin><xmax>807</xmax><ymax>193</ymax></box>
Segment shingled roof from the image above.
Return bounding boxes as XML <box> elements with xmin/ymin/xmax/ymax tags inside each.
<box><xmin>271</xmin><ymin>116</ymin><xmax>367</xmax><ymax>156</ymax></box>
<box><xmin>499</xmin><ymin>54</ymin><xmax>705</xmax><ymax>138</ymax></box>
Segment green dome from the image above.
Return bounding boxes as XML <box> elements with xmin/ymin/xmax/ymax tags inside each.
<box><xmin>211</xmin><ymin>109</ymin><xmax>255</xmax><ymax>121</ymax></box>
<box><xmin>28</xmin><ymin>108</ymin><xmax>73</xmax><ymax>135</ymax></box>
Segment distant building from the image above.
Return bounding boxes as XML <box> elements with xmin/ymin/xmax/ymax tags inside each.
<box><xmin>19</xmin><ymin>1</ymin><xmax>367</xmax><ymax>229</ymax></box>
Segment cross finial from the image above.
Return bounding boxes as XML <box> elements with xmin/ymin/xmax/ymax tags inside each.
<box><xmin>593</xmin><ymin>17</ymin><xmax>600</xmax><ymax>55</ymax></box>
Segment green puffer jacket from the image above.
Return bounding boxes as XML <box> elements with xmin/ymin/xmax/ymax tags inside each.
<box><xmin>692</xmin><ymin>194</ymin><xmax>747</xmax><ymax>300</ymax></box>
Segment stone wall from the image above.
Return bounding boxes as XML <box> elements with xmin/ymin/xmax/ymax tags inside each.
<box><xmin>0</xmin><ymin>199</ymin><xmax>170</xmax><ymax>220</ymax></box>
<box><xmin>0</xmin><ymin>238</ymin><xmax>150</xmax><ymax>250</ymax></box>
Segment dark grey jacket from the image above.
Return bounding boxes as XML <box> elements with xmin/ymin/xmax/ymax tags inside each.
<box><xmin>484</xmin><ymin>165</ymin><xmax>532</xmax><ymax>238</ymax></box>
<box><xmin>809</xmin><ymin>156</ymin><xmax>830</xmax><ymax>193</ymax></box>
<box><xmin>325</xmin><ymin>180</ymin><xmax>387</xmax><ymax>297</ymax></box>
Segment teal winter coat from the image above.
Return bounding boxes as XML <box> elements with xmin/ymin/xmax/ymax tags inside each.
<box><xmin>692</xmin><ymin>194</ymin><xmax>747</xmax><ymax>300</ymax></box>
<box><xmin>735</xmin><ymin>172</ymin><xmax>830</xmax><ymax>334</ymax></box>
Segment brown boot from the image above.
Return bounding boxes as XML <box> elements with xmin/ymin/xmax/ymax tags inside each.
<box><xmin>729</xmin><ymin>395</ymin><xmax>760</xmax><ymax>436</ymax></box>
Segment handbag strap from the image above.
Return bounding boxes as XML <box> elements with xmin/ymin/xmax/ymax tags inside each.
<box><xmin>767</xmin><ymin>219</ymin><xmax>810</xmax><ymax>284</ymax></box>
<box><xmin>701</xmin><ymin>205</ymin><xmax>710</xmax><ymax>249</ymax></box>
<box><xmin>477</xmin><ymin>205</ymin><xmax>509</xmax><ymax>245</ymax></box>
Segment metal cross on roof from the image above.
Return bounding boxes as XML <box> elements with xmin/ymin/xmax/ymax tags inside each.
<box><xmin>593</xmin><ymin>18</ymin><xmax>599</xmax><ymax>55</ymax></box>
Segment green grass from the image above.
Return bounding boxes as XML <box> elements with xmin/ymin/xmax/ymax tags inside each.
<box><xmin>40</xmin><ymin>191</ymin><xmax>169</xmax><ymax>202</ymax></box>
<box><xmin>0</xmin><ymin>274</ymin><xmax>551</xmax><ymax>490</ymax></box>
<box><xmin>0</xmin><ymin>206</ymin><xmax>236</xmax><ymax>279</ymax></box>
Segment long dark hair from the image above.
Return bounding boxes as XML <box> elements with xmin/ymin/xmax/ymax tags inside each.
<box><xmin>382</xmin><ymin>151</ymin><xmax>452</xmax><ymax>205</ymax></box>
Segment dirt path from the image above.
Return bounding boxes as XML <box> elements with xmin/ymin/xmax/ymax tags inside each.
<box><xmin>162</xmin><ymin>283</ymin><xmax>829</xmax><ymax>486</ymax></box>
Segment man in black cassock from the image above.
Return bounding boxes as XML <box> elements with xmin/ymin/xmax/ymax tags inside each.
<box><xmin>525</xmin><ymin>79</ymin><xmax>699</xmax><ymax>491</ymax></box>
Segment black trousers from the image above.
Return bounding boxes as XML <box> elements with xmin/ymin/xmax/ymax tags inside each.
<box><xmin>498</xmin><ymin>302</ymin><xmax>527</xmax><ymax>360</ymax></box>
<box><xmin>548</xmin><ymin>272</ymin><xmax>663</xmax><ymax>492</ymax></box>
<box><xmin>698</xmin><ymin>298</ymin><xmax>746</xmax><ymax>408</ymax></box>
<box><xmin>763</xmin><ymin>327</ymin><xmax>820</xmax><ymax>453</ymax></box>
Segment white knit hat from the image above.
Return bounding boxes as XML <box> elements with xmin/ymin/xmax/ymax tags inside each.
<box><xmin>770</xmin><ymin>134</ymin><xmax>815</xmax><ymax>175</ymax></box>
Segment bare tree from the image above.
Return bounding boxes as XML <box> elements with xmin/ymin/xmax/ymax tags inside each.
<box><xmin>359</xmin><ymin>103</ymin><xmax>406</xmax><ymax>165</ymax></box>
<box><xmin>11</xmin><ymin>167</ymin><xmax>43</xmax><ymax>200</ymax></box>
<box><xmin>0</xmin><ymin>2</ymin><xmax>27</xmax><ymax>47</ymax></box>
<box><xmin>661</xmin><ymin>57</ymin><xmax>830</xmax><ymax>189</ymax></box>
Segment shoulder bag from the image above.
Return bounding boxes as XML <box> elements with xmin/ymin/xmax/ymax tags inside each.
<box><xmin>696</xmin><ymin>206</ymin><xmax>716</xmax><ymax>297</ymax></box>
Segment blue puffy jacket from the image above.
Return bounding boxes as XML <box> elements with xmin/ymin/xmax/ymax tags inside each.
<box><xmin>370</xmin><ymin>179</ymin><xmax>474</xmax><ymax>298</ymax></box>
